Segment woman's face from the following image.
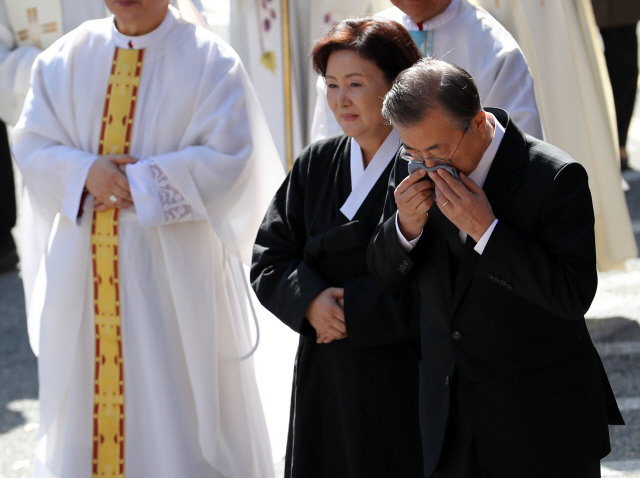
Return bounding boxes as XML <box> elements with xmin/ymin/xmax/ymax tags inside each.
<box><xmin>325</xmin><ymin>50</ymin><xmax>393</xmax><ymax>146</ymax></box>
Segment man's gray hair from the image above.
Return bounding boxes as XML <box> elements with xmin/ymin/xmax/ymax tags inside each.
<box><xmin>382</xmin><ymin>57</ymin><xmax>482</xmax><ymax>130</ymax></box>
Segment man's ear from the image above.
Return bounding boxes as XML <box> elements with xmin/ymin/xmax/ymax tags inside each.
<box><xmin>471</xmin><ymin>109</ymin><xmax>486</xmax><ymax>133</ymax></box>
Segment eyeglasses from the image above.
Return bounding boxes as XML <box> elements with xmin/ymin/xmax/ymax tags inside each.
<box><xmin>400</xmin><ymin>123</ymin><xmax>469</xmax><ymax>166</ymax></box>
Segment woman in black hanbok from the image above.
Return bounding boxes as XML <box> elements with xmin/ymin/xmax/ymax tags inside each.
<box><xmin>251</xmin><ymin>17</ymin><xmax>423</xmax><ymax>478</ymax></box>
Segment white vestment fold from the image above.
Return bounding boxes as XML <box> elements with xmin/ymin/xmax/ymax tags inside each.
<box><xmin>12</xmin><ymin>7</ymin><xmax>283</xmax><ymax>478</ymax></box>
<box><xmin>476</xmin><ymin>0</ymin><xmax>637</xmax><ymax>270</ymax></box>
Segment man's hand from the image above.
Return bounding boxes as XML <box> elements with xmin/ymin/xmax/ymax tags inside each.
<box><xmin>86</xmin><ymin>154</ymin><xmax>138</xmax><ymax>211</ymax></box>
<box><xmin>395</xmin><ymin>169</ymin><xmax>435</xmax><ymax>240</ymax></box>
<box><xmin>429</xmin><ymin>169</ymin><xmax>496</xmax><ymax>242</ymax></box>
<box><xmin>306</xmin><ymin>287</ymin><xmax>347</xmax><ymax>344</ymax></box>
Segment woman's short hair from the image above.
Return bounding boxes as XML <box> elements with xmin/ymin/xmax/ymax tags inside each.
<box><xmin>382</xmin><ymin>57</ymin><xmax>482</xmax><ymax>130</ymax></box>
<box><xmin>311</xmin><ymin>16</ymin><xmax>422</xmax><ymax>84</ymax></box>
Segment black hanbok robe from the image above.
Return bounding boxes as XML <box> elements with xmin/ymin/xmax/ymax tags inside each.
<box><xmin>251</xmin><ymin>135</ymin><xmax>423</xmax><ymax>478</ymax></box>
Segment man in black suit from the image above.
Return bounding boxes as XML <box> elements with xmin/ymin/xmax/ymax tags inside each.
<box><xmin>368</xmin><ymin>58</ymin><xmax>624</xmax><ymax>478</ymax></box>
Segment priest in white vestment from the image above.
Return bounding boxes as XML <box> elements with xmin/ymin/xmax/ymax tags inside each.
<box><xmin>12</xmin><ymin>1</ymin><xmax>283</xmax><ymax>477</ymax></box>
<box><xmin>475</xmin><ymin>0</ymin><xmax>637</xmax><ymax>270</ymax></box>
<box><xmin>310</xmin><ymin>0</ymin><xmax>544</xmax><ymax>141</ymax></box>
<box><xmin>0</xmin><ymin>0</ymin><xmax>206</xmax><ymax>274</ymax></box>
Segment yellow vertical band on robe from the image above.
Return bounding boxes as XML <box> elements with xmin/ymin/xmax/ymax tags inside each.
<box><xmin>91</xmin><ymin>47</ymin><xmax>144</xmax><ymax>478</ymax></box>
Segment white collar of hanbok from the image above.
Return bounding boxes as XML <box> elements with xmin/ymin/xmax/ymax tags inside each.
<box><xmin>403</xmin><ymin>0</ymin><xmax>460</xmax><ymax>31</ymax></box>
<box><xmin>340</xmin><ymin>129</ymin><xmax>401</xmax><ymax>221</ymax></box>
<box><xmin>111</xmin><ymin>5</ymin><xmax>177</xmax><ymax>50</ymax></box>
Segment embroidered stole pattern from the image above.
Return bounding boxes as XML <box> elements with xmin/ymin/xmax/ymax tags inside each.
<box><xmin>91</xmin><ymin>47</ymin><xmax>144</xmax><ymax>478</ymax></box>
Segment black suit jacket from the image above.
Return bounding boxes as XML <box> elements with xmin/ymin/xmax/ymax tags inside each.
<box><xmin>368</xmin><ymin>109</ymin><xmax>624</xmax><ymax>478</ymax></box>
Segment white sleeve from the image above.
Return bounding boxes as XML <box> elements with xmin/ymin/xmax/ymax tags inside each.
<box><xmin>12</xmin><ymin>56</ymin><xmax>97</xmax><ymax>222</ymax></box>
<box><xmin>127</xmin><ymin>52</ymin><xmax>284</xmax><ymax>264</ymax></box>
<box><xmin>480</xmin><ymin>47</ymin><xmax>544</xmax><ymax>140</ymax></box>
<box><xmin>0</xmin><ymin>0</ymin><xmax>40</xmax><ymax>125</ymax></box>
<box><xmin>127</xmin><ymin>158</ymin><xmax>201</xmax><ymax>227</ymax></box>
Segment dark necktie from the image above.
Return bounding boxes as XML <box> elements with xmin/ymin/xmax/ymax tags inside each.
<box><xmin>438</xmin><ymin>213</ymin><xmax>464</xmax><ymax>258</ymax></box>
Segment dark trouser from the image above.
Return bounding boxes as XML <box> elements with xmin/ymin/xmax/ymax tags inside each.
<box><xmin>431</xmin><ymin>373</ymin><xmax>601</xmax><ymax>478</ymax></box>
<box><xmin>600</xmin><ymin>24</ymin><xmax>639</xmax><ymax>148</ymax></box>
<box><xmin>0</xmin><ymin>120</ymin><xmax>16</xmax><ymax>238</ymax></box>
<box><xmin>431</xmin><ymin>373</ymin><xmax>492</xmax><ymax>478</ymax></box>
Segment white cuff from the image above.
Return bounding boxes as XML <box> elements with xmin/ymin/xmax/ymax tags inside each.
<box><xmin>395</xmin><ymin>212</ymin><xmax>422</xmax><ymax>252</ymax></box>
<box><xmin>128</xmin><ymin>159</ymin><xmax>196</xmax><ymax>227</ymax></box>
<box><xmin>474</xmin><ymin>218</ymin><xmax>499</xmax><ymax>255</ymax></box>
<box><xmin>127</xmin><ymin>159</ymin><xmax>166</xmax><ymax>226</ymax></box>
<box><xmin>61</xmin><ymin>153</ymin><xmax>98</xmax><ymax>224</ymax></box>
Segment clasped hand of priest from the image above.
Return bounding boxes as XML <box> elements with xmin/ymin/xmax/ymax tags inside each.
<box><xmin>86</xmin><ymin>154</ymin><xmax>138</xmax><ymax>211</ymax></box>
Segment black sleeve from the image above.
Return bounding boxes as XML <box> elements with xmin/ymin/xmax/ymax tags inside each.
<box><xmin>476</xmin><ymin>162</ymin><xmax>598</xmax><ymax>318</ymax></box>
<box><xmin>368</xmin><ymin>155</ymin><xmax>421</xmax><ymax>292</ymax></box>
<box><xmin>250</xmin><ymin>151</ymin><xmax>328</xmax><ymax>337</ymax></box>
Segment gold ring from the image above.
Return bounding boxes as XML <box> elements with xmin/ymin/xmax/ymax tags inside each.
<box><xmin>442</xmin><ymin>200</ymin><xmax>450</xmax><ymax>207</ymax></box>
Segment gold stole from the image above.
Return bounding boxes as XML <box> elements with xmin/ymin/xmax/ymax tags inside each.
<box><xmin>91</xmin><ymin>47</ymin><xmax>144</xmax><ymax>478</ymax></box>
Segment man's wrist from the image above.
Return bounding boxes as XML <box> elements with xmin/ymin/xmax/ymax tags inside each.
<box><xmin>396</xmin><ymin>212</ymin><xmax>424</xmax><ymax>252</ymax></box>
<box><xmin>470</xmin><ymin>215</ymin><xmax>497</xmax><ymax>243</ymax></box>
<box><xmin>398</xmin><ymin>213</ymin><xmax>426</xmax><ymax>241</ymax></box>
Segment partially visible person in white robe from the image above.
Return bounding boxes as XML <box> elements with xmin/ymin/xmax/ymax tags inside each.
<box><xmin>476</xmin><ymin>0</ymin><xmax>637</xmax><ymax>270</ymax></box>
<box><xmin>310</xmin><ymin>0</ymin><xmax>544</xmax><ymax>141</ymax></box>
<box><xmin>12</xmin><ymin>3</ymin><xmax>283</xmax><ymax>477</ymax></box>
